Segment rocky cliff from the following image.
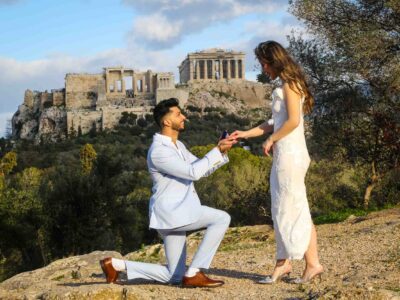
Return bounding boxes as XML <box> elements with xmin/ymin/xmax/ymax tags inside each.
<box><xmin>1</xmin><ymin>207</ymin><xmax>399</xmax><ymax>300</ymax></box>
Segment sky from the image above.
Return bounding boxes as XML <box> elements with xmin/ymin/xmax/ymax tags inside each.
<box><xmin>0</xmin><ymin>0</ymin><xmax>305</xmax><ymax>136</ymax></box>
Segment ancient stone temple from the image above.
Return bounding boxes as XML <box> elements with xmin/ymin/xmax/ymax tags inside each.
<box><xmin>12</xmin><ymin>66</ymin><xmax>188</xmax><ymax>142</ymax></box>
<box><xmin>179</xmin><ymin>49</ymin><xmax>246</xmax><ymax>83</ymax></box>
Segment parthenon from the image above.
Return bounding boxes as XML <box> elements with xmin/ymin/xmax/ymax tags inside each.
<box><xmin>179</xmin><ymin>49</ymin><xmax>246</xmax><ymax>83</ymax></box>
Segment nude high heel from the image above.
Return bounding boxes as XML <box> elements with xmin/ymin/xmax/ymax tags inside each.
<box><xmin>292</xmin><ymin>270</ymin><xmax>324</xmax><ymax>284</ymax></box>
<box><xmin>258</xmin><ymin>271</ymin><xmax>291</xmax><ymax>284</ymax></box>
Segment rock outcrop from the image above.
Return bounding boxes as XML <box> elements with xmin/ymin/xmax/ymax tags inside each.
<box><xmin>184</xmin><ymin>81</ymin><xmax>272</xmax><ymax>117</ymax></box>
<box><xmin>1</xmin><ymin>207</ymin><xmax>399</xmax><ymax>299</ymax></box>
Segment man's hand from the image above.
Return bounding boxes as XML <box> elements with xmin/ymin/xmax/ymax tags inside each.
<box><xmin>217</xmin><ymin>137</ymin><xmax>237</xmax><ymax>153</ymax></box>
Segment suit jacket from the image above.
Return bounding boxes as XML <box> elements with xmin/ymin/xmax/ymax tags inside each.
<box><xmin>147</xmin><ymin>133</ymin><xmax>229</xmax><ymax>229</ymax></box>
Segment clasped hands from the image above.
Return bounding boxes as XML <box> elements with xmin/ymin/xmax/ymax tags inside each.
<box><xmin>226</xmin><ymin>130</ymin><xmax>274</xmax><ymax>156</ymax></box>
<box><xmin>217</xmin><ymin>135</ymin><xmax>237</xmax><ymax>153</ymax></box>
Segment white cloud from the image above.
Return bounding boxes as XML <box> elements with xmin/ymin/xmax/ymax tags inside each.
<box><xmin>130</xmin><ymin>13</ymin><xmax>184</xmax><ymax>48</ymax></box>
<box><xmin>124</xmin><ymin>0</ymin><xmax>289</xmax><ymax>49</ymax></box>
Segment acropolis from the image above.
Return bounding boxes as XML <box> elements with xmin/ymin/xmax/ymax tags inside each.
<box><xmin>12</xmin><ymin>49</ymin><xmax>259</xmax><ymax>142</ymax></box>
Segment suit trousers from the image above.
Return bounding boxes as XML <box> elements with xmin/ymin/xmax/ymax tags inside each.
<box><xmin>125</xmin><ymin>206</ymin><xmax>231</xmax><ymax>283</ymax></box>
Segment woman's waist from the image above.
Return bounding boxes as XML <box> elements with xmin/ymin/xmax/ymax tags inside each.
<box><xmin>273</xmin><ymin>137</ymin><xmax>308</xmax><ymax>152</ymax></box>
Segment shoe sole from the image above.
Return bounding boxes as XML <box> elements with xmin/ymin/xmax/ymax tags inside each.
<box><xmin>181</xmin><ymin>283</ymin><xmax>224</xmax><ymax>288</ymax></box>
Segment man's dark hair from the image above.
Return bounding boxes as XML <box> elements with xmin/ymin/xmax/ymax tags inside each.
<box><xmin>153</xmin><ymin>98</ymin><xmax>180</xmax><ymax>127</ymax></box>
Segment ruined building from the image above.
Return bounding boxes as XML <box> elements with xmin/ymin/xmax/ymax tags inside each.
<box><xmin>12</xmin><ymin>67</ymin><xmax>188</xmax><ymax>142</ymax></box>
<box><xmin>12</xmin><ymin>49</ymin><xmax>253</xmax><ymax>143</ymax></box>
<box><xmin>179</xmin><ymin>49</ymin><xmax>246</xmax><ymax>83</ymax></box>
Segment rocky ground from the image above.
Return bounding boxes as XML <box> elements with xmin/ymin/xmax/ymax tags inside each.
<box><xmin>1</xmin><ymin>206</ymin><xmax>399</xmax><ymax>300</ymax></box>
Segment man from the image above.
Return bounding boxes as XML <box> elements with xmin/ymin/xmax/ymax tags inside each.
<box><xmin>100</xmin><ymin>98</ymin><xmax>236</xmax><ymax>288</ymax></box>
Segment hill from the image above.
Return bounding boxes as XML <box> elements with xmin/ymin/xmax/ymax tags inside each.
<box><xmin>1</xmin><ymin>207</ymin><xmax>399</xmax><ymax>299</ymax></box>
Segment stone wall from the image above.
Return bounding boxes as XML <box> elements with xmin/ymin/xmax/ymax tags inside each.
<box><xmin>23</xmin><ymin>90</ymin><xmax>34</xmax><ymax>109</ymax></box>
<box><xmin>156</xmin><ymin>88</ymin><xmax>189</xmax><ymax>106</ymax></box>
<box><xmin>52</xmin><ymin>90</ymin><xmax>65</xmax><ymax>106</ymax></box>
<box><xmin>40</xmin><ymin>92</ymin><xmax>52</xmax><ymax>110</ymax></box>
<box><xmin>66</xmin><ymin>110</ymin><xmax>102</xmax><ymax>136</ymax></box>
<box><xmin>65</xmin><ymin>74</ymin><xmax>104</xmax><ymax>110</ymax></box>
<box><xmin>101</xmin><ymin>107</ymin><xmax>152</xmax><ymax>131</ymax></box>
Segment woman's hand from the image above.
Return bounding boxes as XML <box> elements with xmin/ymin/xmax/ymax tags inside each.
<box><xmin>262</xmin><ymin>137</ymin><xmax>274</xmax><ymax>156</ymax></box>
<box><xmin>218</xmin><ymin>136</ymin><xmax>237</xmax><ymax>153</ymax></box>
<box><xmin>230</xmin><ymin>130</ymin><xmax>247</xmax><ymax>140</ymax></box>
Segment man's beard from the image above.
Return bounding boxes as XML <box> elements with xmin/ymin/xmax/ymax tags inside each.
<box><xmin>172</xmin><ymin>122</ymin><xmax>185</xmax><ymax>132</ymax></box>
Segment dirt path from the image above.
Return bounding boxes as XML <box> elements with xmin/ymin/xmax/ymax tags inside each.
<box><xmin>1</xmin><ymin>207</ymin><xmax>399</xmax><ymax>299</ymax></box>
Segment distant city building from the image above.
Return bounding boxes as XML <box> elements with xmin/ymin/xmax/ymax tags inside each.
<box><xmin>179</xmin><ymin>49</ymin><xmax>246</xmax><ymax>83</ymax></box>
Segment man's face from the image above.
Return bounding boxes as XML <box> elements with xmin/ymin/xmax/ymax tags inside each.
<box><xmin>163</xmin><ymin>106</ymin><xmax>186</xmax><ymax>131</ymax></box>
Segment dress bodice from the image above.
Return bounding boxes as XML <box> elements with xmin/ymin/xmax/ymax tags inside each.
<box><xmin>271</xmin><ymin>86</ymin><xmax>310</xmax><ymax>168</ymax></box>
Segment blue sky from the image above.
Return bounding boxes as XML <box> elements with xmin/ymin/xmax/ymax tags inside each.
<box><xmin>0</xmin><ymin>0</ymin><xmax>304</xmax><ymax>136</ymax></box>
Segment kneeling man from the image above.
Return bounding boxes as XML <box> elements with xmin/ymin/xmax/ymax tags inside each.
<box><xmin>100</xmin><ymin>98</ymin><xmax>235</xmax><ymax>287</ymax></box>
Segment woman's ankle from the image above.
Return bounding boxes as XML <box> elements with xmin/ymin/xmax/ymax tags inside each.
<box><xmin>305</xmin><ymin>262</ymin><xmax>323</xmax><ymax>270</ymax></box>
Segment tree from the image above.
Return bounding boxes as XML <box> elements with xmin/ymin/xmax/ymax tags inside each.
<box><xmin>191</xmin><ymin>145</ymin><xmax>272</xmax><ymax>224</ymax></box>
<box><xmin>0</xmin><ymin>167</ymin><xmax>45</xmax><ymax>281</ymax></box>
<box><xmin>0</xmin><ymin>151</ymin><xmax>17</xmax><ymax>190</ymax></box>
<box><xmin>257</xmin><ymin>72</ymin><xmax>272</xmax><ymax>84</ymax></box>
<box><xmin>80</xmin><ymin>144</ymin><xmax>97</xmax><ymax>175</ymax></box>
<box><xmin>288</xmin><ymin>0</ymin><xmax>400</xmax><ymax>208</ymax></box>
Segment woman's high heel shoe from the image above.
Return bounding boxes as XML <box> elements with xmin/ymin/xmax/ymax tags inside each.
<box><xmin>292</xmin><ymin>271</ymin><xmax>323</xmax><ymax>284</ymax></box>
<box><xmin>257</xmin><ymin>271</ymin><xmax>291</xmax><ymax>284</ymax></box>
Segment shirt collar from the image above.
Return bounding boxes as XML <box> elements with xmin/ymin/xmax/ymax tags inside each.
<box><xmin>155</xmin><ymin>133</ymin><xmax>172</xmax><ymax>143</ymax></box>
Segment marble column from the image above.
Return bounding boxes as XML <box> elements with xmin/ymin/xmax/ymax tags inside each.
<box><xmin>204</xmin><ymin>60</ymin><xmax>208</xmax><ymax>79</ymax></box>
<box><xmin>121</xmin><ymin>72</ymin><xmax>126</xmax><ymax>94</ymax></box>
<box><xmin>219</xmin><ymin>60</ymin><xmax>223</xmax><ymax>80</ymax></box>
<box><xmin>105</xmin><ymin>70</ymin><xmax>110</xmax><ymax>93</ymax></box>
<box><xmin>195</xmin><ymin>61</ymin><xmax>200</xmax><ymax>81</ymax></box>
<box><xmin>227</xmin><ymin>59</ymin><xmax>231</xmax><ymax>80</ymax></box>
<box><xmin>189</xmin><ymin>60</ymin><xmax>193</xmax><ymax>82</ymax></box>
<box><xmin>132</xmin><ymin>74</ymin><xmax>137</xmax><ymax>94</ymax></box>
<box><xmin>241</xmin><ymin>60</ymin><xmax>245</xmax><ymax>79</ymax></box>
<box><xmin>234</xmin><ymin>59</ymin><xmax>239</xmax><ymax>79</ymax></box>
<box><xmin>147</xmin><ymin>71</ymin><xmax>153</xmax><ymax>93</ymax></box>
<box><xmin>211</xmin><ymin>60</ymin><xmax>215</xmax><ymax>79</ymax></box>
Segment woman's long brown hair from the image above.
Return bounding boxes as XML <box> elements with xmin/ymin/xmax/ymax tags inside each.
<box><xmin>255</xmin><ymin>41</ymin><xmax>314</xmax><ymax>114</ymax></box>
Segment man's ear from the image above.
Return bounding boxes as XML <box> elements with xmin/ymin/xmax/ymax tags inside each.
<box><xmin>162</xmin><ymin>117</ymin><xmax>171</xmax><ymax>128</ymax></box>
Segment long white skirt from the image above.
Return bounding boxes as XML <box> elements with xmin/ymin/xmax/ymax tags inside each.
<box><xmin>270</xmin><ymin>148</ymin><xmax>312</xmax><ymax>260</ymax></box>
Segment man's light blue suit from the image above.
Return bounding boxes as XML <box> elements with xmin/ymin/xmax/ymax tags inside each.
<box><xmin>125</xmin><ymin>133</ymin><xmax>231</xmax><ymax>283</ymax></box>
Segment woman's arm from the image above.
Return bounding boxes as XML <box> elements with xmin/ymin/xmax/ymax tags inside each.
<box><xmin>231</xmin><ymin>121</ymin><xmax>273</xmax><ymax>140</ymax></box>
<box><xmin>269</xmin><ymin>83</ymin><xmax>301</xmax><ymax>142</ymax></box>
<box><xmin>263</xmin><ymin>83</ymin><xmax>301</xmax><ymax>155</ymax></box>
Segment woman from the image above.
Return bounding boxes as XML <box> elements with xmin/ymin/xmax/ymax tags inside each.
<box><xmin>231</xmin><ymin>41</ymin><xmax>323</xmax><ymax>284</ymax></box>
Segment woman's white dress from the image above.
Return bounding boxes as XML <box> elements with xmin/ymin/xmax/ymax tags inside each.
<box><xmin>270</xmin><ymin>86</ymin><xmax>312</xmax><ymax>260</ymax></box>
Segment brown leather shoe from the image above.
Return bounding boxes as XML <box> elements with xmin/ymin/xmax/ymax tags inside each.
<box><xmin>99</xmin><ymin>257</ymin><xmax>119</xmax><ymax>283</ymax></box>
<box><xmin>182</xmin><ymin>271</ymin><xmax>224</xmax><ymax>288</ymax></box>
